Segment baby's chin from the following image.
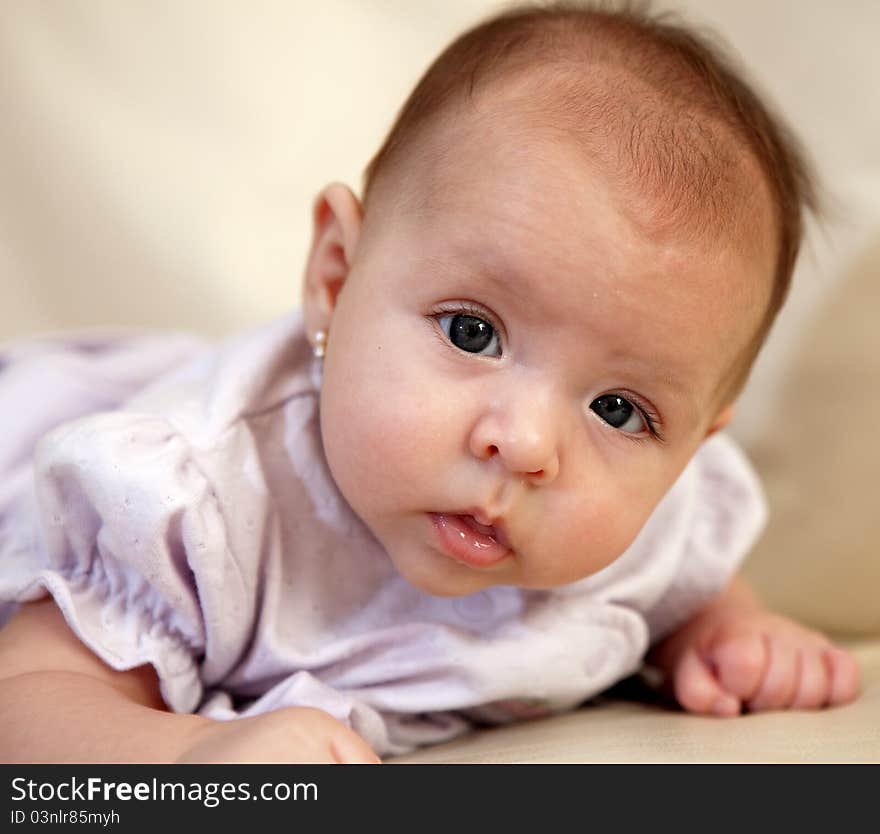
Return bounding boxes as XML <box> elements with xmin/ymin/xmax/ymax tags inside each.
<box><xmin>387</xmin><ymin>545</ymin><xmax>513</xmax><ymax>598</ymax></box>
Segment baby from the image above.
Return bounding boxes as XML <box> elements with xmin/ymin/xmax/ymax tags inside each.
<box><xmin>0</xmin><ymin>2</ymin><xmax>861</xmax><ymax>763</ymax></box>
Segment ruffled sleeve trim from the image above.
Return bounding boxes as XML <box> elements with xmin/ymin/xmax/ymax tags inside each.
<box><xmin>1</xmin><ymin>410</ymin><xmax>219</xmax><ymax>713</ymax></box>
<box><xmin>14</xmin><ymin>571</ymin><xmax>202</xmax><ymax>713</ymax></box>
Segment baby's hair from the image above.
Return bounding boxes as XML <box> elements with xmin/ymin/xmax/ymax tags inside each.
<box><xmin>362</xmin><ymin>1</ymin><xmax>820</xmax><ymax>402</ymax></box>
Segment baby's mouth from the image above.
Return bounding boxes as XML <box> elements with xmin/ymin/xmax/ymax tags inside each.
<box><xmin>428</xmin><ymin>512</ymin><xmax>512</xmax><ymax>569</ymax></box>
<box><xmin>459</xmin><ymin>514</ymin><xmax>509</xmax><ymax>547</ymax></box>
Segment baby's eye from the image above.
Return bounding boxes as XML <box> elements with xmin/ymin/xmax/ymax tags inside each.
<box><xmin>590</xmin><ymin>394</ymin><xmax>647</xmax><ymax>434</ymax></box>
<box><xmin>438</xmin><ymin>313</ymin><xmax>501</xmax><ymax>357</ymax></box>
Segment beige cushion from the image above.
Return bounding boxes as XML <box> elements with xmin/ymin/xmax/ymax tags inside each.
<box><xmin>390</xmin><ymin>638</ymin><xmax>880</xmax><ymax>762</ymax></box>
<box><xmin>743</xmin><ymin>236</ymin><xmax>880</xmax><ymax>635</ymax></box>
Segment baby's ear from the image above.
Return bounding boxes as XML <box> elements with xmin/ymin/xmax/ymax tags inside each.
<box><xmin>302</xmin><ymin>183</ymin><xmax>363</xmax><ymax>339</ymax></box>
<box><xmin>705</xmin><ymin>403</ymin><xmax>735</xmax><ymax>437</ymax></box>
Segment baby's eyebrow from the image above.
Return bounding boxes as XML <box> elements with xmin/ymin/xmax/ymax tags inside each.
<box><xmin>610</xmin><ymin>356</ymin><xmax>700</xmax><ymax>428</ymax></box>
<box><xmin>422</xmin><ymin>249</ymin><xmax>543</xmax><ymax>311</ymax></box>
<box><xmin>618</xmin><ymin>359</ymin><xmax>685</xmax><ymax>398</ymax></box>
<box><xmin>421</xmin><ymin>251</ymin><xmax>520</xmax><ymax>289</ymax></box>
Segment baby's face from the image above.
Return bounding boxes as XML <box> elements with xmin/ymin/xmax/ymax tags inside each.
<box><xmin>311</xmin><ymin>114</ymin><xmax>774</xmax><ymax>597</ymax></box>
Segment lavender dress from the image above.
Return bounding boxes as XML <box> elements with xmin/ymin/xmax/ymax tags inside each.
<box><xmin>0</xmin><ymin>312</ymin><xmax>766</xmax><ymax>755</ymax></box>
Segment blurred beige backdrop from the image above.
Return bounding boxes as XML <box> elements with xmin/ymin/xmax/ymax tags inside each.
<box><xmin>1</xmin><ymin>1</ymin><xmax>878</xmax><ymax>632</ymax></box>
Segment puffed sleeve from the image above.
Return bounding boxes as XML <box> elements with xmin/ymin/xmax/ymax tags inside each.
<box><xmin>641</xmin><ymin>432</ymin><xmax>769</xmax><ymax>643</ymax></box>
<box><xmin>1</xmin><ymin>410</ymin><xmax>221</xmax><ymax>712</ymax></box>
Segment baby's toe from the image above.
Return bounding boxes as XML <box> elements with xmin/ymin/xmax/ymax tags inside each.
<box><xmin>791</xmin><ymin>649</ymin><xmax>829</xmax><ymax>709</ymax></box>
<box><xmin>746</xmin><ymin>638</ymin><xmax>798</xmax><ymax>711</ymax></box>
<box><xmin>712</xmin><ymin>632</ymin><xmax>767</xmax><ymax>701</ymax></box>
<box><xmin>674</xmin><ymin>649</ymin><xmax>739</xmax><ymax>716</ymax></box>
<box><xmin>824</xmin><ymin>647</ymin><xmax>861</xmax><ymax>706</ymax></box>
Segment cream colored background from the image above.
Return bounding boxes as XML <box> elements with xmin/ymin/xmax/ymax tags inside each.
<box><xmin>1</xmin><ymin>2</ymin><xmax>878</xmax><ymax>634</ymax></box>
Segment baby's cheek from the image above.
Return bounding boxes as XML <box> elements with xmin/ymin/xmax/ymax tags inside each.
<box><xmin>323</xmin><ymin>370</ymin><xmax>436</xmax><ymax>503</ymax></box>
<box><xmin>550</xmin><ymin>487</ymin><xmax>649</xmax><ymax>583</ymax></box>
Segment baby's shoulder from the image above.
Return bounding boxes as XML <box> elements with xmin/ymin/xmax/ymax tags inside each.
<box><xmin>31</xmin><ymin>310</ymin><xmax>319</xmax><ymax>508</ymax></box>
<box><xmin>123</xmin><ymin>310</ymin><xmax>317</xmax><ymax>443</ymax></box>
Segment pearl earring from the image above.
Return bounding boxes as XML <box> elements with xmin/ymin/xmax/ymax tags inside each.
<box><xmin>313</xmin><ymin>330</ymin><xmax>327</xmax><ymax>359</ymax></box>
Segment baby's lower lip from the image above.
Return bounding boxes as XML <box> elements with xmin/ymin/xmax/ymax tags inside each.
<box><xmin>428</xmin><ymin>513</ymin><xmax>511</xmax><ymax>569</ymax></box>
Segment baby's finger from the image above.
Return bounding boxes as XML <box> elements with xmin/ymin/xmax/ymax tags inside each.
<box><xmin>673</xmin><ymin>648</ymin><xmax>740</xmax><ymax>717</ymax></box>
<box><xmin>824</xmin><ymin>647</ymin><xmax>861</xmax><ymax>707</ymax></box>
<box><xmin>790</xmin><ymin>649</ymin><xmax>829</xmax><ymax>709</ymax></box>
<box><xmin>709</xmin><ymin>629</ymin><xmax>768</xmax><ymax>702</ymax></box>
<box><xmin>746</xmin><ymin>637</ymin><xmax>798</xmax><ymax>711</ymax></box>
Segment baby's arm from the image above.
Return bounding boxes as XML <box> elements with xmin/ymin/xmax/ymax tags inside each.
<box><xmin>0</xmin><ymin>599</ymin><xmax>380</xmax><ymax>763</ymax></box>
<box><xmin>646</xmin><ymin>574</ymin><xmax>861</xmax><ymax>716</ymax></box>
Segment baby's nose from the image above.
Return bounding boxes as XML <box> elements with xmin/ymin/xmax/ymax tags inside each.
<box><xmin>468</xmin><ymin>390</ymin><xmax>561</xmax><ymax>484</ymax></box>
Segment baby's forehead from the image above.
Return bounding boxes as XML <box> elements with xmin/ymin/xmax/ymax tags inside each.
<box><xmin>380</xmin><ymin>70</ymin><xmax>775</xmax><ymax>290</ymax></box>
<box><xmin>427</xmin><ymin>65</ymin><xmax>774</xmax><ymax>258</ymax></box>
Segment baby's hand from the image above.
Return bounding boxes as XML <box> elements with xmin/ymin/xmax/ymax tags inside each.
<box><xmin>177</xmin><ymin>706</ymin><xmax>381</xmax><ymax>764</ymax></box>
<box><xmin>648</xmin><ymin>594</ymin><xmax>861</xmax><ymax>717</ymax></box>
